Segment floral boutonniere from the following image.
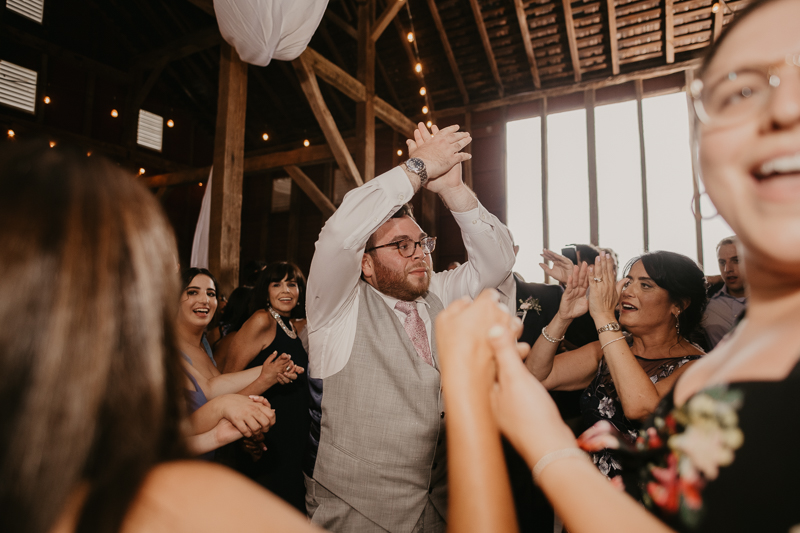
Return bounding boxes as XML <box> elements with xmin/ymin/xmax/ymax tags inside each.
<box><xmin>517</xmin><ymin>296</ymin><xmax>542</xmax><ymax>322</ymax></box>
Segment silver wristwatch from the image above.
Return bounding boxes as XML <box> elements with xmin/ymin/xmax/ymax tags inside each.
<box><xmin>404</xmin><ymin>157</ymin><xmax>428</xmax><ymax>186</ymax></box>
<box><xmin>596</xmin><ymin>321</ymin><xmax>621</xmax><ymax>335</ymax></box>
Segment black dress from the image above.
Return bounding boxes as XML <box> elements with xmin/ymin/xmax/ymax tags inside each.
<box><xmin>598</xmin><ymin>359</ymin><xmax>800</xmax><ymax>531</ymax></box>
<box><xmin>236</xmin><ymin>314</ymin><xmax>310</xmax><ymax>512</ymax></box>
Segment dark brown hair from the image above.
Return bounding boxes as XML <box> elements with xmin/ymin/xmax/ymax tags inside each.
<box><xmin>0</xmin><ymin>141</ymin><xmax>187</xmax><ymax>533</ymax></box>
<box><xmin>365</xmin><ymin>203</ymin><xmax>415</xmax><ymax>251</ymax></box>
<box><xmin>253</xmin><ymin>261</ymin><xmax>307</xmax><ymax>319</ymax></box>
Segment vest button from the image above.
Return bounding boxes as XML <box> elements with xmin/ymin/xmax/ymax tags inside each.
<box><xmin>440</xmin><ymin>411</ymin><xmax>445</xmax><ymax>419</ymax></box>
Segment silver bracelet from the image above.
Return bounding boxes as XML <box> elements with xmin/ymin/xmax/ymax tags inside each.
<box><xmin>532</xmin><ymin>448</ymin><xmax>588</xmax><ymax>481</ymax></box>
<box><xmin>600</xmin><ymin>336</ymin><xmax>626</xmax><ymax>350</ymax></box>
<box><xmin>541</xmin><ymin>325</ymin><xmax>565</xmax><ymax>344</ymax></box>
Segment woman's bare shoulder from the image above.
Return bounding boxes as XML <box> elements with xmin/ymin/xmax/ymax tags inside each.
<box><xmin>240</xmin><ymin>309</ymin><xmax>276</xmax><ymax>335</ymax></box>
<box><xmin>121</xmin><ymin>461</ymin><xmax>319</xmax><ymax>533</ymax></box>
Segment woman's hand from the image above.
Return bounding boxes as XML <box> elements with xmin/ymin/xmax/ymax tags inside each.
<box><xmin>539</xmin><ymin>249</ymin><xmax>575</xmax><ymax>284</ymax></box>
<box><xmin>259</xmin><ymin>351</ymin><xmax>293</xmax><ymax>386</ymax></box>
<box><xmin>241</xmin><ymin>432</ymin><xmax>267</xmax><ymax>462</ymax></box>
<box><xmin>276</xmin><ymin>360</ymin><xmax>305</xmax><ymax>385</ymax></box>
<box><xmin>218</xmin><ymin>394</ymin><xmax>276</xmax><ymax>438</ymax></box>
<box><xmin>488</xmin><ymin>322</ymin><xmax>577</xmax><ymax>466</ymax></box>
<box><xmin>588</xmin><ymin>253</ymin><xmax>627</xmax><ymax>325</ymax></box>
<box><xmin>557</xmin><ymin>262</ymin><xmax>590</xmax><ymax>320</ymax></box>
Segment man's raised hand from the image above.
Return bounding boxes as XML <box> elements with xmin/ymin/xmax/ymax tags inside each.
<box><xmin>405</xmin><ymin>122</ymin><xmax>471</xmax><ymax>186</ymax></box>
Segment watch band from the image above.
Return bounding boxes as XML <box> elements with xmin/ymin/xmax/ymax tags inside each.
<box><xmin>404</xmin><ymin>158</ymin><xmax>428</xmax><ymax>186</ymax></box>
<box><xmin>596</xmin><ymin>322</ymin><xmax>621</xmax><ymax>335</ymax></box>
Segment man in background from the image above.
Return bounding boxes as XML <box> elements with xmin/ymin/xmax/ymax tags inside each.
<box><xmin>704</xmin><ymin>236</ymin><xmax>748</xmax><ymax>348</ymax></box>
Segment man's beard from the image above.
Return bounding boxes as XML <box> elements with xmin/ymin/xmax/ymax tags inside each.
<box><xmin>373</xmin><ymin>258</ymin><xmax>432</xmax><ymax>301</ymax></box>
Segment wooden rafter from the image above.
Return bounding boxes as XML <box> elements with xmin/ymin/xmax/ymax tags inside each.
<box><xmin>357</xmin><ymin>0</ymin><xmax>376</xmax><ymax>182</ymax></box>
<box><xmin>664</xmin><ymin>0</ymin><xmax>675</xmax><ymax>64</ymax></box>
<box><xmin>513</xmin><ymin>0</ymin><xmax>541</xmax><ymax>89</ymax></box>
<box><xmin>293</xmin><ymin>53</ymin><xmax>364</xmax><ymax>187</ymax></box>
<box><xmin>184</xmin><ymin>0</ymin><xmax>214</xmax><ymax>16</ymax></box>
<box><xmin>326</xmin><ymin>9</ymin><xmax>358</xmax><ymax>39</ymax></box>
<box><xmin>562</xmin><ymin>0</ymin><xmax>582</xmax><ymax>82</ymax></box>
<box><xmin>712</xmin><ymin>3</ymin><xmax>724</xmax><ymax>42</ymax></box>
<box><xmin>467</xmin><ymin>0</ymin><xmax>504</xmax><ymax>97</ymax></box>
<box><xmin>371</xmin><ymin>0</ymin><xmax>407</xmax><ymax>41</ymax></box>
<box><xmin>425</xmin><ymin>0</ymin><xmax>470</xmax><ymax>103</ymax></box>
<box><xmin>302</xmin><ymin>48</ymin><xmax>416</xmax><ymax>137</ymax></box>
<box><xmin>284</xmin><ymin>165</ymin><xmax>337</xmax><ymax>218</ymax></box>
<box><xmin>607</xmin><ymin>0</ymin><xmax>620</xmax><ymax>75</ymax></box>
<box><xmin>133</xmin><ymin>26</ymin><xmax>222</xmax><ymax>68</ymax></box>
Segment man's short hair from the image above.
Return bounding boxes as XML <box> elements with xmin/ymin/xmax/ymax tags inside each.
<box><xmin>716</xmin><ymin>235</ymin><xmax>738</xmax><ymax>253</ymax></box>
<box><xmin>365</xmin><ymin>203</ymin><xmax>415</xmax><ymax>251</ymax></box>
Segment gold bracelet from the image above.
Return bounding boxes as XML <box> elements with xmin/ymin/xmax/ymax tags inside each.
<box><xmin>532</xmin><ymin>448</ymin><xmax>589</xmax><ymax>482</ymax></box>
<box><xmin>541</xmin><ymin>325</ymin><xmax>565</xmax><ymax>344</ymax></box>
<box><xmin>600</xmin><ymin>336</ymin><xmax>626</xmax><ymax>350</ymax></box>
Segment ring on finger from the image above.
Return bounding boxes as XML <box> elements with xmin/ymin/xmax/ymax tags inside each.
<box><xmin>593</xmin><ymin>277</ymin><xmax>603</xmax><ymax>282</ymax></box>
<box><xmin>285</xmin><ymin>365</ymin><xmax>292</xmax><ymax>371</ymax></box>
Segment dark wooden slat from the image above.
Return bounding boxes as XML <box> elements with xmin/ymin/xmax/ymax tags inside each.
<box><xmin>209</xmin><ymin>43</ymin><xmax>248</xmax><ymax>295</ymax></box>
<box><xmin>513</xmin><ymin>0</ymin><xmax>542</xmax><ymax>88</ymax></box>
<box><xmin>371</xmin><ymin>0</ymin><xmax>407</xmax><ymax>41</ymax></box>
<box><xmin>562</xmin><ymin>0</ymin><xmax>582</xmax><ymax>82</ymax></box>
<box><xmin>284</xmin><ymin>165</ymin><xmax>337</xmax><ymax>218</ymax></box>
<box><xmin>468</xmin><ymin>0</ymin><xmax>505</xmax><ymax>97</ymax></box>
<box><xmin>426</xmin><ymin>0</ymin><xmax>470</xmax><ymax>103</ymax></box>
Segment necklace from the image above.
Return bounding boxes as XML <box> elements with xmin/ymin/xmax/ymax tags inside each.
<box><xmin>268</xmin><ymin>306</ymin><xmax>297</xmax><ymax>339</ymax></box>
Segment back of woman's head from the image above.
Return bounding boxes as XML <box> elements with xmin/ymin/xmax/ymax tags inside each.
<box><xmin>252</xmin><ymin>262</ymin><xmax>307</xmax><ymax>319</ymax></box>
<box><xmin>221</xmin><ymin>286</ymin><xmax>255</xmax><ymax>332</ymax></box>
<box><xmin>624</xmin><ymin>251</ymin><xmax>708</xmax><ymax>338</ymax></box>
<box><xmin>0</xmin><ymin>141</ymin><xmax>186</xmax><ymax>533</ymax></box>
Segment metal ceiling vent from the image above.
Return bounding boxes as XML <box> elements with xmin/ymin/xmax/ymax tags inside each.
<box><xmin>137</xmin><ymin>109</ymin><xmax>164</xmax><ymax>152</ymax></box>
<box><xmin>6</xmin><ymin>0</ymin><xmax>45</xmax><ymax>23</ymax></box>
<box><xmin>0</xmin><ymin>60</ymin><xmax>37</xmax><ymax>114</ymax></box>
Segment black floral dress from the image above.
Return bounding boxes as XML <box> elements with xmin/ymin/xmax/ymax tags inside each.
<box><xmin>579</xmin><ymin>346</ymin><xmax>702</xmax><ymax>478</ymax></box>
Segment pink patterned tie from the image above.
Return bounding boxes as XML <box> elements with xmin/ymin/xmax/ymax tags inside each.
<box><xmin>395</xmin><ymin>301</ymin><xmax>434</xmax><ymax>367</ymax></box>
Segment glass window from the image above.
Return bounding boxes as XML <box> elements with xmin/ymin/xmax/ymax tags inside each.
<box><xmin>548</xmin><ymin>109</ymin><xmax>590</xmax><ymax>259</ymax></box>
<box><xmin>642</xmin><ymin>92</ymin><xmax>698</xmax><ymax>264</ymax></box>
<box><xmin>595</xmin><ymin>100</ymin><xmax>644</xmax><ymax>268</ymax></box>
<box><xmin>506</xmin><ymin>117</ymin><xmax>543</xmax><ymax>282</ymax></box>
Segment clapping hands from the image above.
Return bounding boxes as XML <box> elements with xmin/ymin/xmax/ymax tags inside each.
<box><xmin>406</xmin><ymin>123</ymin><xmax>472</xmax><ymax>191</ymax></box>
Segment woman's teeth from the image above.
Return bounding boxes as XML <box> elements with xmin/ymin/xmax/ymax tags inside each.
<box><xmin>758</xmin><ymin>152</ymin><xmax>800</xmax><ymax>178</ymax></box>
<box><xmin>622</xmin><ymin>304</ymin><xmax>637</xmax><ymax>310</ymax></box>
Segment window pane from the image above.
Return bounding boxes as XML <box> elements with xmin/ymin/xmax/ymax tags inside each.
<box><xmin>642</xmin><ymin>92</ymin><xmax>698</xmax><ymax>264</ymax></box>
<box><xmin>506</xmin><ymin>117</ymin><xmax>543</xmax><ymax>282</ymax></box>
<box><xmin>595</xmin><ymin>100</ymin><xmax>644</xmax><ymax>268</ymax></box>
<box><xmin>548</xmin><ymin>109</ymin><xmax>590</xmax><ymax>257</ymax></box>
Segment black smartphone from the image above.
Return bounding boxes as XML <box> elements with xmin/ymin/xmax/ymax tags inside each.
<box><xmin>561</xmin><ymin>246</ymin><xmax>578</xmax><ymax>265</ymax></box>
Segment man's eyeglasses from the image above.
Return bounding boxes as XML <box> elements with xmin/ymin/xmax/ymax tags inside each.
<box><xmin>690</xmin><ymin>52</ymin><xmax>800</xmax><ymax>127</ymax></box>
<box><xmin>366</xmin><ymin>236</ymin><xmax>437</xmax><ymax>258</ymax></box>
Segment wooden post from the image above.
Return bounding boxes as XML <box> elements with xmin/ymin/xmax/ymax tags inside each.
<box><xmin>209</xmin><ymin>42</ymin><xmax>248</xmax><ymax>295</ymax></box>
<box><xmin>541</xmin><ymin>97</ymin><xmax>550</xmax><ymax>282</ymax></box>
<box><xmin>259</xmin><ymin>172</ymin><xmax>273</xmax><ymax>262</ymax></box>
<box><xmin>287</xmin><ymin>180</ymin><xmax>300</xmax><ymax>262</ymax></box>
<box><xmin>635</xmin><ymin>79</ymin><xmax>649</xmax><ymax>253</ymax></box>
<box><xmin>36</xmin><ymin>54</ymin><xmax>47</xmax><ymax>124</ymax></box>
<box><xmin>356</xmin><ymin>0</ymin><xmax>376</xmax><ymax>181</ymax></box>
<box><xmin>607</xmin><ymin>0</ymin><xmax>620</xmax><ymax>75</ymax></box>
<box><xmin>664</xmin><ymin>0</ymin><xmax>675</xmax><ymax>64</ymax></box>
<box><xmin>585</xmin><ymin>89</ymin><xmax>599</xmax><ymax>246</ymax></box>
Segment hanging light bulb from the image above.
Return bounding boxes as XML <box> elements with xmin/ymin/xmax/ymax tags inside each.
<box><xmin>167</xmin><ymin>119</ymin><xmax>175</xmax><ymax>128</ymax></box>
<box><xmin>139</xmin><ymin>168</ymin><xmax>145</xmax><ymax>175</ymax></box>
<box><xmin>407</xmin><ymin>32</ymin><xmax>414</xmax><ymax>42</ymax></box>
<box><xmin>111</xmin><ymin>109</ymin><xmax>119</xmax><ymax>118</ymax></box>
<box><xmin>304</xmin><ymin>139</ymin><xmax>310</xmax><ymax>147</ymax></box>
<box><xmin>397</xmin><ymin>149</ymin><xmax>403</xmax><ymax>156</ymax></box>
<box><xmin>262</xmin><ymin>133</ymin><xmax>270</xmax><ymax>141</ymax></box>
<box><xmin>49</xmin><ymin>141</ymin><xmax>56</xmax><ymax>148</ymax></box>
<box><xmin>711</xmin><ymin>3</ymin><xmax>720</xmax><ymax>12</ymax></box>
<box><xmin>422</xmin><ymin>106</ymin><xmax>429</xmax><ymax>114</ymax></box>
<box><xmin>426</xmin><ymin>120</ymin><xmax>432</xmax><ymax>128</ymax></box>
<box><xmin>415</xmin><ymin>63</ymin><xmax>422</xmax><ymax>73</ymax></box>
<box><xmin>86</xmin><ymin>151</ymin><xmax>92</xmax><ymax>157</ymax></box>
<box><xmin>44</xmin><ymin>96</ymin><xmax>51</xmax><ymax>104</ymax></box>
<box><xmin>419</xmin><ymin>87</ymin><xmax>426</xmax><ymax>96</ymax></box>
<box><xmin>7</xmin><ymin>129</ymin><xmax>14</xmax><ymax>138</ymax></box>
<box><xmin>199</xmin><ymin>182</ymin><xmax>203</xmax><ymax>187</ymax></box>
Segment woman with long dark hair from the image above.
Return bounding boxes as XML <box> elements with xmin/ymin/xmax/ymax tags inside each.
<box><xmin>0</xmin><ymin>142</ymin><xmax>318</xmax><ymax>533</ymax></box>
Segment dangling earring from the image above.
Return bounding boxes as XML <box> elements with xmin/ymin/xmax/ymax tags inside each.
<box><xmin>674</xmin><ymin>313</ymin><xmax>681</xmax><ymax>336</ymax></box>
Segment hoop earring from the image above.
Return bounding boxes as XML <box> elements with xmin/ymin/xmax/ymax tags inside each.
<box><xmin>690</xmin><ymin>190</ymin><xmax>719</xmax><ymax>221</ymax></box>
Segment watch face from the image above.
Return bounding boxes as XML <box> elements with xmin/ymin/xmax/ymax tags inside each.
<box><xmin>406</xmin><ymin>158</ymin><xmax>424</xmax><ymax>173</ymax></box>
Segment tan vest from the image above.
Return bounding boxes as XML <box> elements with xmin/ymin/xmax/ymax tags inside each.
<box><xmin>313</xmin><ymin>280</ymin><xmax>448</xmax><ymax>532</ymax></box>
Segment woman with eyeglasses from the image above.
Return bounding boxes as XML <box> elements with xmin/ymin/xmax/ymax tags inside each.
<box><xmin>214</xmin><ymin>262</ymin><xmax>310</xmax><ymax>512</ymax></box>
<box><xmin>437</xmin><ymin>0</ymin><xmax>800</xmax><ymax>531</ymax></box>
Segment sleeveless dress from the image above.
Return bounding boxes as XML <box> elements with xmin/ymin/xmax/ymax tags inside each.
<box><xmin>595</xmin><ymin>359</ymin><xmax>800</xmax><ymax>531</ymax></box>
<box><xmin>235</xmin><ymin>314</ymin><xmax>310</xmax><ymax>512</ymax></box>
<box><xmin>580</xmin><ymin>344</ymin><xmax>702</xmax><ymax>478</ymax></box>
<box><xmin>182</xmin><ymin>336</ymin><xmax>216</xmax><ymax>461</ymax></box>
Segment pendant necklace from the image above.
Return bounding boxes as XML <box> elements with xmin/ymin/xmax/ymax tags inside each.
<box><xmin>268</xmin><ymin>306</ymin><xmax>297</xmax><ymax>339</ymax></box>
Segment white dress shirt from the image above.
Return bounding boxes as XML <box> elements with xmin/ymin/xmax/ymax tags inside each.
<box><xmin>306</xmin><ymin>166</ymin><xmax>515</xmax><ymax>379</ymax></box>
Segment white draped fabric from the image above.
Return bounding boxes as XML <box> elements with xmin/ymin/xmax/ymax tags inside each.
<box><xmin>213</xmin><ymin>0</ymin><xmax>329</xmax><ymax>66</ymax></box>
<box><xmin>190</xmin><ymin>170</ymin><xmax>213</xmax><ymax>269</ymax></box>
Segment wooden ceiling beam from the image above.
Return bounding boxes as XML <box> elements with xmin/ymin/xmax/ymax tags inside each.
<box><xmin>133</xmin><ymin>27</ymin><xmax>222</xmax><ymax>68</ymax></box>
<box><xmin>372</xmin><ymin>0</ymin><xmax>408</xmax><ymax>41</ymax></box>
<box><xmin>293</xmin><ymin>53</ymin><xmax>364</xmax><ymax>187</ymax></box>
<box><xmin>326</xmin><ymin>10</ymin><xmax>359</xmax><ymax>39</ymax></box>
<box><xmin>513</xmin><ymin>0</ymin><xmax>542</xmax><ymax>89</ymax></box>
<box><xmin>425</xmin><ymin>0</ymin><xmax>470</xmax><ymax>103</ymax></box>
<box><xmin>607</xmin><ymin>0</ymin><xmax>620</xmax><ymax>75</ymax></box>
<box><xmin>467</xmin><ymin>0</ymin><xmax>505</xmax><ymax>97</ymax></box>
<box><xmin>712</xmin><ymin>3</ymin><xmax>724</xmax><ymax>42</ymax></box>
<box><xmin>184</xmin><ymin>0</ymin><xmax>215</xmax><ymax>17</ymax></box>
<box><xmin>436</xmin><ymin>58</ymin><xmax>700</xmax><ymax>118</ymax></box>
<box><xmin>562</xmin><ymin>0</ymin><xmax>582</xmax><ymax>82</ymax></box>
<box><xmin>664</xmin><ymin>0</ymin><xmax>675</xmax><ymax>63</ymax></box>
<box><xmin>284</xmin><ymin>165</ymin><xmax>336</xmax><ymax>218</ymax></box>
